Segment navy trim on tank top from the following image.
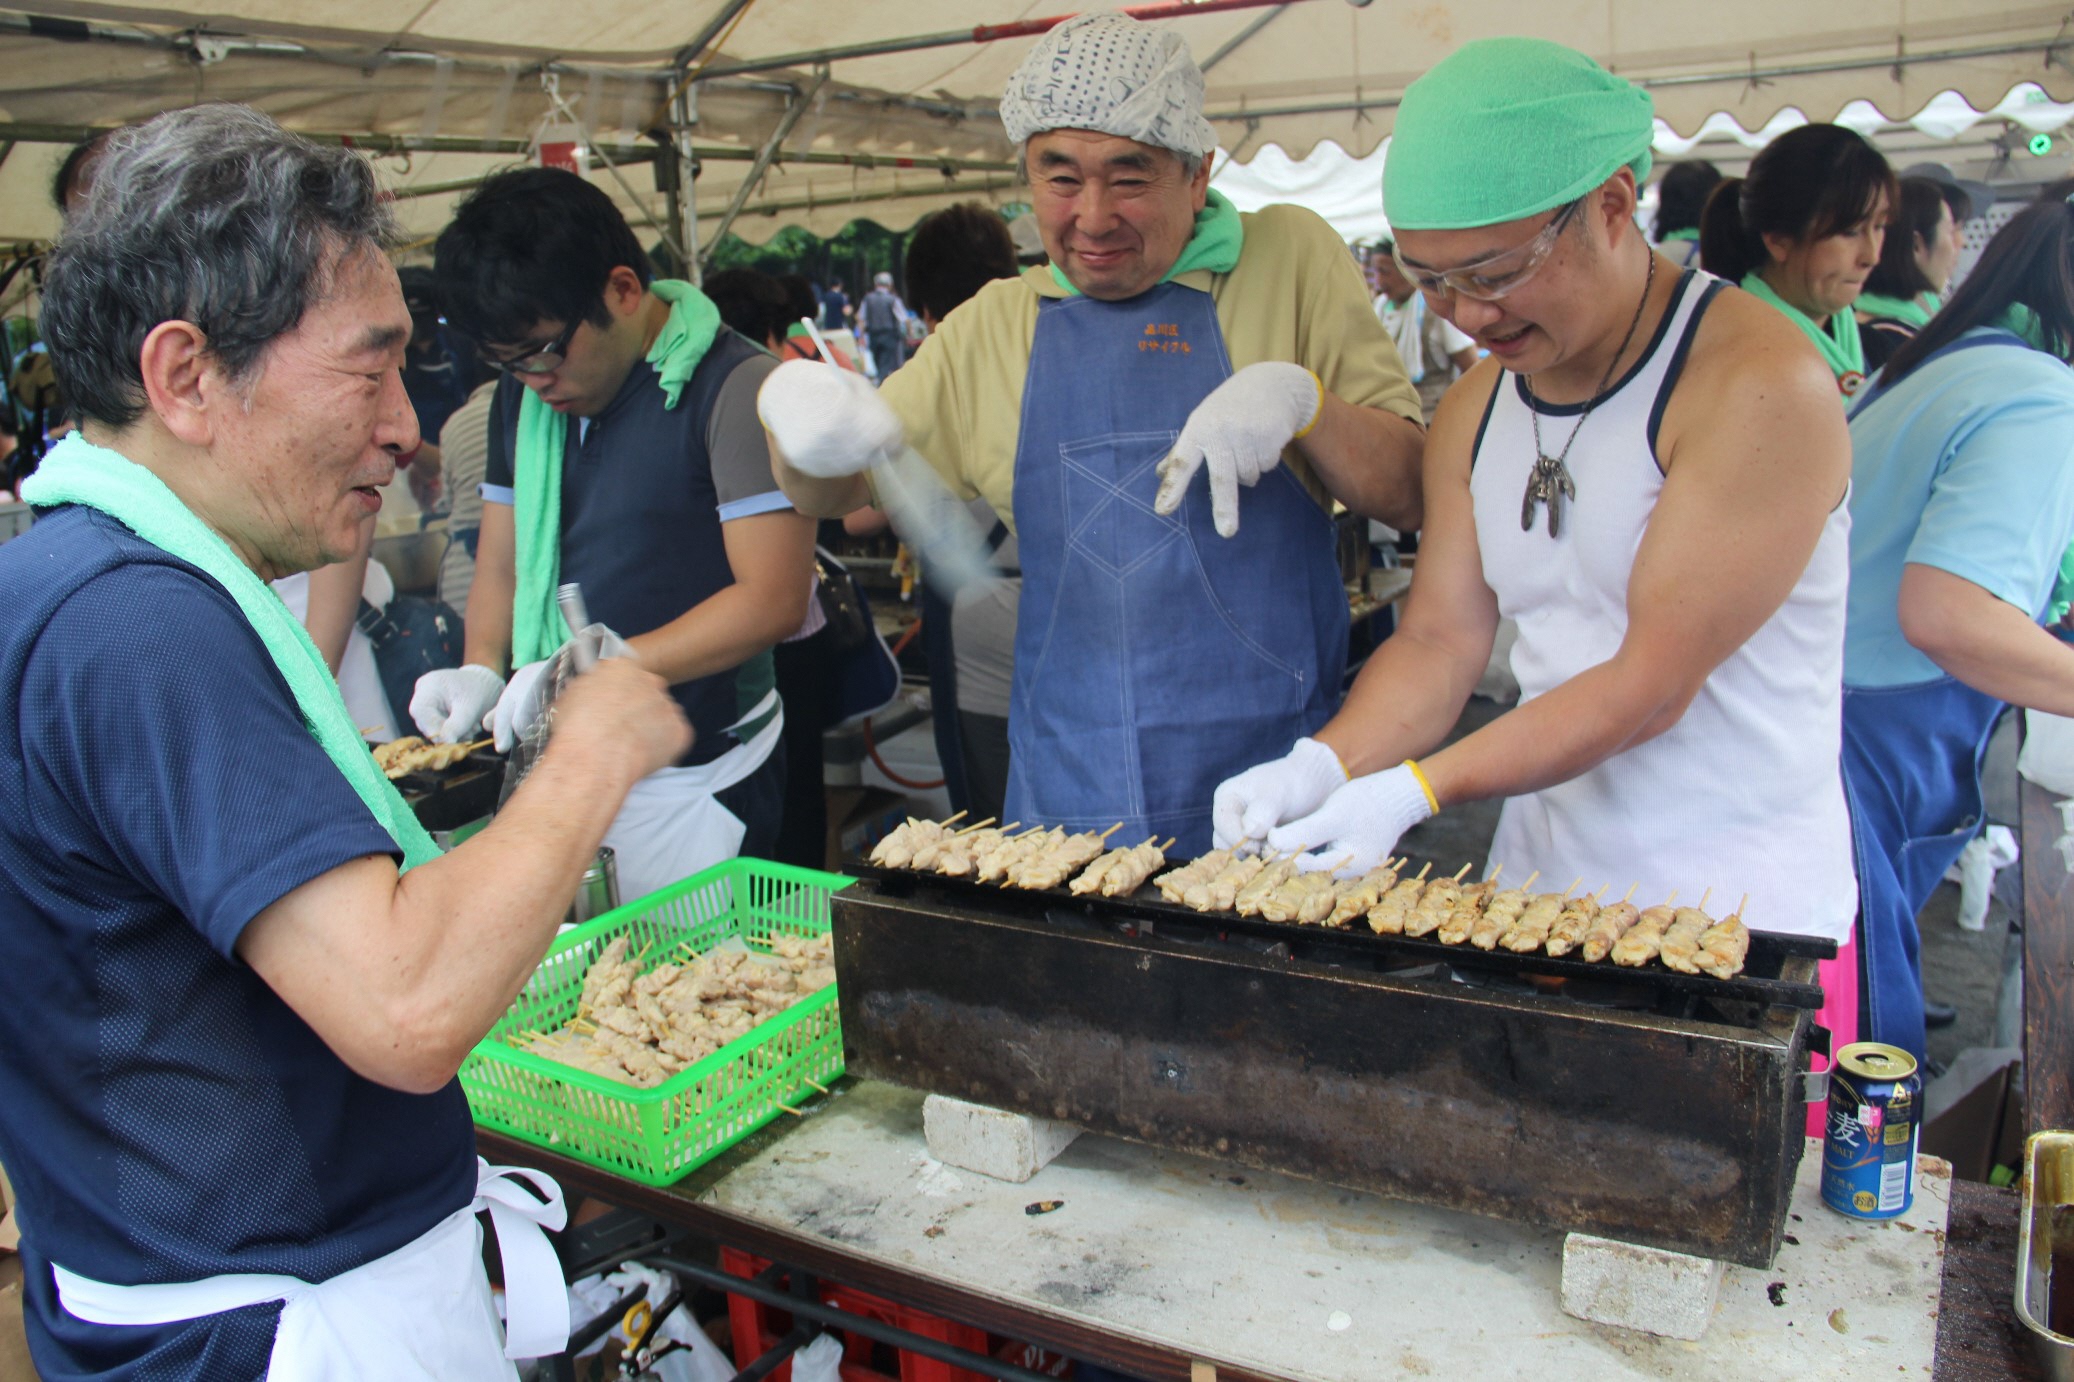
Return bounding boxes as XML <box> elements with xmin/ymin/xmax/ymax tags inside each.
<box><xmin>1509</xmin><ymin>268</ymin><xmax>1698</xmax><ymax>418</ymax></box>
<box><xmin>1646</xmin><ymin>277</ymin><xmax>1727</xmax><ymax>466</ymax></box>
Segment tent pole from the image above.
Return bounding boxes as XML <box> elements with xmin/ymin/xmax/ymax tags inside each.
<box><xmin>700</xmin><ymin>68</ymin><xmax>830</xmax><ymax>267</ymax></box>
<box><xmin>1199</xmin><ymin>5</ymin><xmax>1289</xmax><ymax>73</ymax></box>
<box><xmin>674</xmin><ymin>76</ymin><xmax>702</xmax><ymax>285</ymax></box>
<box><xmin>694</xmin><ymin>0</ymin><xmax>1310</xmax><ymax>80</ymax></box>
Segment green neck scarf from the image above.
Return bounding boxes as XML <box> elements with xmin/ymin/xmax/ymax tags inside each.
<box><xmin>21</xmin><ymin>435</ymin><xmax>441</xmax><ymax>869</ymax></box>
<box><xmin>1047</xmin><ymin>189</ymin><xmax>1245</xmax><ymax>298</ymax></box>
<box><xmin>1742</xmin><ymin>272</ymin><xmax>1864</xmax><ymax>387</ymax></box>
<box><xmin>1661</xmin><ymin>227</ymin><xmax>1699</xmax><ymax>244</ymax></box>
<box><xmin>512</xmin><ymin>279</ymin><xmax>721</xmax><ymax>664</ymax></box>
<box><xmin>1854</xmin><ymin>291</ymin><xmax>1938</xmax><ymax>330</ymax></box>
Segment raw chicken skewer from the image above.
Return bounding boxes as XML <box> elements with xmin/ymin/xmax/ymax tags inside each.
<box><xmin>1612</xmin><ymin>892</ymin><xmax>1679</xmax><ymax>967</ymax></box>
<box><xmin>977</xmin><ymin>826</ymin><xmax>1059</xmax><ymax>884</ymax></box>
<box><xmin>1006</xmin><ymin>823</ymin><xmax>1124</xmax><ymax>890</ymax></box>
<box><xmin>1578</xmin><ymin>884</ymin><xmax>1641</xmax><ymax>962</ymax></box>
<box><xmin>868</xmin><ymin>811</ymin><xmax>966</xmax><ymax>867</ymax></box>
<box><xmin>1367</xmin><ymin>862</ymin><xmax>1433</xmax><ymax>935</ymax></box>
<box><xmin>911</xmin><ymin>817</ymin><xmax>995</xmax><ymax>872</ymax></box>
<box><xmin>1089</xmin><ymin>838</ymin><xmax>1174</xmax><ymax>898</ymax></box>
<box><xmin>1185</xmin><ymin>851</ymin><xmax>1271</xmax><ymax>912</ymax></box>
<box><xmin>937</xmin><ymin>822</ymin><xmax>1020</xmax><ymax>877</ymax></box>
<box><xmin>1261</xmin><ymin>860</ymin><xmax>1351</xmax><ymax>924</ymax></box>
<box><xmin>1235</xmin><ymin>854</ymin><xmax>1303</xmax><ymax>917</ymax></box>
<box><xmin>1696</xmin><ymin>895</ymin><xmax>1751</xmax><ymax>979</ymax></box>
<box><xmin>1072</xmin><ymin>836</ymin><xmax>1151</xmax><ymax>895</ymax></box>
<box><xmin>1157</xmin><ymin>850</ymin><xmax>1232</xmax><ymax>903</ymax></box>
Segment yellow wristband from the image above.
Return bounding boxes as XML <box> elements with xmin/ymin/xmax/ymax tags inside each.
<box><xmin>1402</xmin><ymin>759</ymin><xmax>1440</xmax><ymax>816</ymax></box>
<box><xmin>1291</xmin><ymin>369</ymin><xmax>1325</xmax><ymax>440</ymax></box>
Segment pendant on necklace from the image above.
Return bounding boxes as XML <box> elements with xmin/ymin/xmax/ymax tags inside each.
<box><xmin>1520</xmin><ymin>454</ymin><xmax>1578</xmax><ymax>537</ymax></box>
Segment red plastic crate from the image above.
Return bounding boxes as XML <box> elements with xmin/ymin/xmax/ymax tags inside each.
<box><xmin>718</xmin><ymin>1248</ymin><xmax>1062</xmax><ymax>1382</ymax></box>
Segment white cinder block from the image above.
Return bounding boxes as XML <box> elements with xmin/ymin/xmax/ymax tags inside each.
<box><xmin>1559</xmin><ymin>1232</ymin><xmax>1725</xmax><ymax>1341</ymax></box>
<box><xmin>922</xmin><ymin>1094</ymin><xmax>1082</xmax><ymax>1183</ymax></box>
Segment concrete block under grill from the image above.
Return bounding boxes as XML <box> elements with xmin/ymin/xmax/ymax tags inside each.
<box><xmin>832</xmin><ymin>876</ymin><xmax>1819</xmax><ymax>1270</ymax></box>
<box><xmin>1560</xmin><ymin>1231</ymin><xmax>1727</xmax><ymax>1339</ymax></box>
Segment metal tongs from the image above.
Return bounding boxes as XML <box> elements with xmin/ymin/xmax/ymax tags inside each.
<box><xmin>498</xmin><ymin>581</ymin><xmax>604</xmax><ymax>807</ymax></box>
<box><xmin>557</xmin><ymin>581</ymin><xmax>598</xmax><ymax>672</ymax></box>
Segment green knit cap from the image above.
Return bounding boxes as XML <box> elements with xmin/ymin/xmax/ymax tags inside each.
<box><xmin>1384</xmin><ymin>38</ymin><xmax>1656</xmax><ymax>231</ymax></box>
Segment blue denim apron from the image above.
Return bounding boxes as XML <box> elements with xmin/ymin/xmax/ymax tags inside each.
<box><xmin>1005</xmin><ymin>282</ymin><xmax>1347</xmax><ymax>854</ymax></box>
<box><xmin>1841</xmin><ymin>328</ymin><xmax>2029</xmax><ymax>1064</ymax></box>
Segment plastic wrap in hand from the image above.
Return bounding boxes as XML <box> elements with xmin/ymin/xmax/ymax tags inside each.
<box><xmin>871</xmin><ymin>444</ymin><xmax>994</xmax><ymax>597</ymax></box>
<box><xmin>497</xmin><ymin>625</ymin><xmax>628</xmax><ymax>808</ymax></box>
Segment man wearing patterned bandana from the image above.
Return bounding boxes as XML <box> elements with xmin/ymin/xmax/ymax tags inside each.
<box><xmin>757</xmin><ymin>10</ymin><xmax>1425</xmax><ymax>855</ymax></box>
<box><xmin>1215</xmin><ymin>40</ymin><xmax>1861</xmax><ymax>1016</ymax></box>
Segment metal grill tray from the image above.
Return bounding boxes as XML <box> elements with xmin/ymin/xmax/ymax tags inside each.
<box><xmin>850</xmin><ymin>859</ymin><xmax>1833</xmax><ymax>1011</ymax></box>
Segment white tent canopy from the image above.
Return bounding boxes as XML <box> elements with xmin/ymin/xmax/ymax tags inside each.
<box><xmin>0</xmin><ymin>0</ymin><xmax>2063</xmax><ymax>249</ymax></box>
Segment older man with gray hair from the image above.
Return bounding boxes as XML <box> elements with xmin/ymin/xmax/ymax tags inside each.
<box><xmin>0</xmin><ymin>104</ymin><xmax>688</xmax><ymax>1378</ymax></box>
<box><xmin>760</xmin><ymin>10</ymin><xmax>1424</xmax><ymax>853</ymax></box>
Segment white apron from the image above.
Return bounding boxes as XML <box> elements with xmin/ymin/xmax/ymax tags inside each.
<box><xmin>52</xmin><ymin>1160</ymin><xmax>569</xmax><ymax>1379</ymax></box>
<box><xmin>1468</xmin><ymin>268</ymin><xmax>1857</xmax><ymax>942</ymax></box>
<box><xmin>601</xmin><ymin>690</ymin><xmax>784</xmax><ymax>902</ymax></box>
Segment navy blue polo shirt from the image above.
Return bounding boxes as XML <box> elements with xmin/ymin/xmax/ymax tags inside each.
<box><xmin>482</xmin><ymin>328</ymin><xmax>788</xmax><ymax>766</ymax></box>
<box><xmin>0</xmin><ymin>507</ymin><xmax>477</xmax><ymax>1380</ymax></box>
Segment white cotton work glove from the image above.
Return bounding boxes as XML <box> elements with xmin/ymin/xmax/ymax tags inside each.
<box><xmin>409</xmin><ymin>664</ymin><xmax>505</xmax><ymax>744</ymax></box>
<box><xmin>1153</xmin><ymin>361</ymin><xmax>1324</xmax><ymax>538</ymax></box>
<box><xmin>1266</xmin><ymin>763</ymin><xmax>1435</xmax><ymax>878</ymax></box>
<box><xmin>490</xmin><ymin>625</ymin><xmax>635</xmax><ymax>752</ymax></box>
<box><xmin>756</xmin><ymin>358</ymin><xmax>905</xmax><ymax>479</ymax></box>
<box><xmin>1211</xmin><ymin>737</ymin><xmax>1348</xmax><ymax>852</ymax></box>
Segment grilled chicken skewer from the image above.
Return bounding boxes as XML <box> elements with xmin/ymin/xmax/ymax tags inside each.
<box><xmin>1261</xmin><ymin>862</ymin><xmax>1351</xmax><ymax>924</ymax></box>
<box><xmin>1611</xmin><ymin>893</ymin><xmax>1679</xmax><ymax>967</ymax></box>
<box><xmin>1325</xmin><ymin>859</ymin><xmax>1402</xmax><ymax>929</ymax></box>
<box><xmin>1658</xmin><ymin>890</ymin><xmax>1717</xmax><ymax>974</ymax></box>
<box><xmin>1005</xmin><ymin>823</ymin><xmax>1122</xmax><ymax>890</ymax></box>
<box><xmin>1367</xmin><ymin>862</ymin><xmax>1433</xmax><ymax>935</ymax></box>
<box><xmin>1573</xmin><ymin>884</ymin><xmax>1639</xmax><ymax>961</ymax></box>
<box><xmin>1533</xmin><ymin>885</ymin><xmax>1605</xmax><ymax>956</ymax></box>
<box><xmin>1441</xmin><ymin>868</ymin><xmax>1528</xmax><ymax>944</ymax></box>
<box><xmin>1404</xmin><ymin>864</ymin><xmax>1473</xmax><ymax>937</ymax></box>
<box><xmin>1483</xmin><ymin>877</ymin><xmax>1578</xmax><ymax>951</ymax></box>
<box><xmin>1696</xmin><ymin>895</ymin><xmax>1751</xmax><ymax>978</ymax></box>
<box><xmin>1185</xmin><ymin>852</ymin><xmax>1271</xmax><ymax>912</ymax></box>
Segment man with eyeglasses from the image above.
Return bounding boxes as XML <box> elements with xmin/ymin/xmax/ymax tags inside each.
<box><xmin>410</xmin><ymin>168</ymin><xmax>815</xmax><ymax>898</ymax></box>
<box><xmin>755</xmin><ymin>13</ymin><xmax>1425</xmax><ymax>855</ymax></box>
<box><xmin>1212</xmin><ymin>39</ymin><xmax>1858</xmax><ymax>964</ymax></box>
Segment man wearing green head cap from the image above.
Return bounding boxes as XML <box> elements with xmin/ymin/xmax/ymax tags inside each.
<box><xmin>757</xmin><ymin>10</ymin><xmax>1426</xmax><ymax>856</ymax></box>
<box><xmin>1215</xmin><ymin>38</ymin><xmax>1859</xmax><ymax>973</ymax></box>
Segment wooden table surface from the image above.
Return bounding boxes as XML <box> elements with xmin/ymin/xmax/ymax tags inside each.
<box><xmin>2019</xmin><ymin>777</ymin><xmax>2073</xmax><ymax>1134</ymax></box>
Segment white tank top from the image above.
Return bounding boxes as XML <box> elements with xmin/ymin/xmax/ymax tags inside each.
<box><xmin>1468</xmin><ymin>269</ymin><xmax>1857</xmax><ymax>942</ymax></box>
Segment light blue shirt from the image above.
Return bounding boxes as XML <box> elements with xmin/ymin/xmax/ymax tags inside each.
<box><xmin>1845</xmin><ymin>329</ymin><xmax>2074</xmax><ymax>687</ymax></box>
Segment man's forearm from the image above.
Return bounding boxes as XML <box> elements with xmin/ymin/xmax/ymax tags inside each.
<box><xmin>628</xmin><ymin>584</ymin><xmax>808</xmax><ymax>687</ymax></box>
<box><xmin>1316</xmin><ymin>625</ymin><xmax>1483</xmax><ymax>778</ymax></box>
<box><xmin>1297</xmin><ymin>393</ymin><xmax>1425</xmax><ymax>531</ymax></box>
<box><xmin>463</xmin><ymin>565</ymin><xmax>514</xmax><ymax>672</ymax></box>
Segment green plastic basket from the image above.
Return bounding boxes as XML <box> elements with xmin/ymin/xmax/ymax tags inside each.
<box><xmin>460</xmin><ymin>857</ymin><xmax>853</xmax><ymax>1186</ymax></box>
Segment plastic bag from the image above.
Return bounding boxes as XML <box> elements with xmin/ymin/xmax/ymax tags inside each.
<box><xmin>790</xmin><ymin>1332</ymin><xmax>844</xmax><ymax>1382</ymax></box>
<box><xmin>2018</xmin><ymin>708</ymin><xmax>2074</xmax><ymax>797</ymax></box>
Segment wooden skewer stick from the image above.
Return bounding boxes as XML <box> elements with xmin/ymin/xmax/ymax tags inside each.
<box><xmin>1663</xmin><ymin>890</ymin><xmax>1680</xmax><ymax>907</ymax></box>
<box><xmin>1698</xmin><ymin>887</ymin><xmax>1713</xmax><ymax>911</ymax></box>
<box><xmin>952</xmin><ymin>817</ymin><xmax>998</xmax><ymax>836</ymax></box>
<box><xmin>1562</xmin><ymin>876</ymin><xmax>1584</xmax><ymax>897</ymax></box>
<box><xmin>1098</xmin><ymin>822</ymin><xmax>1125</xmax><ymax>841</ymax></box>
<box><xmin>1412</xmin><ymin>862</ymin><xmax>1433</xmax><ymax>882</ymax></box>
<box><xmin>802</xmin><ymin>1075</ymin><xmax>833</xmax><ymax>1094</ymax></box>
<box><xmin>1158</xmin><ymin>837</ymin><xmax>1178</xmax><ymax>851</ymax></box>
<box><xmin>1735</xmin><ymin>893</ymin><xmax>1749</xmax><ymax>918</ymax></box>
<box><xmin>1518</xmin><ymin>869</ymin><xmax>1539</xmax><ymax>891</ymax></box>
<box><xmin>1487</xmin><ymin>863</ymin><xmax>1504</xmax><ymax>885</ymax></box>
<box><xmin>941</xmin><ymin>810</ymin><xmax>969</xmax><ymax>828</ymax></box>
<box><xmin>1592</xmin><ymin>884</ymin><xmax>1610</xmax><ymax>902</ymax></box>
<box><xmin>775</xmin><ymin>1101</ymin><xmax>807</xmax><ymax>1118</ymax></box>
<box><xmin>459</xmin><ymin>737</ymin><xmax>495</xmax><ymax>752</ymax></box>
<box><xmin>1621</xmin><ymin>882</ymin><xmax>1639</xmax><ymax>904</ymax></box>
<box><xmin>1450</xmin><ymin>863</ymin><xmax>1473</xmax><ymax>884</ymax></box>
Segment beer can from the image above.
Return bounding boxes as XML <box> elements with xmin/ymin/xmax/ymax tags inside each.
<box><xmin>1820</xmin><ymin>1042</ymin><xmax>1921</xmax><ymax>1220</ymax></box>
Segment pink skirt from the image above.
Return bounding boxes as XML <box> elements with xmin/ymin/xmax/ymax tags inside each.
<box><xmin>1805</xmin><ymin>930</ymin><xmax>1861</xmax><ymax>1138</ymax></box>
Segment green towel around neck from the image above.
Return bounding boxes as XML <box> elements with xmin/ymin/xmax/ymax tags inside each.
<box><xmin>1047</xmin><ymin>189</ymin><xmax>1245</xmax><ymax>298</ymax></box>
<box><xmin>1854</xmin><ymin>291</ymin><xmax>1938</xmax><ymax>330</ymax></box>
<box><xmin>1660</xmin><ymin>228</ymin><xmax>1700</xmax><ymax>244</ymax></box>
<box><xmin>1742</xmin><ymin>272</ymin><xmax>1864</xmax><ymax>387</ymax></box>
<box><xmin>21</xmin><ymin>434</ymin><xmax>441</xmax><ymax>869</ymax></box>
<box><xmin>511</xmin><ymin>278</ymin><xmax>722</xmax><ymax>664</ymax></box>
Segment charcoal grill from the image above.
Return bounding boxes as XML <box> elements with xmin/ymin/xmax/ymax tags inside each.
<box><xmin>390</xmin><ymin>744</ymin><xmax>505</xmax><ymax>833</ymax></box>
<box><xmin>833</xmin><ymin>859</ymin><xmax>1834</xmax><ymax>1269</ymax></box>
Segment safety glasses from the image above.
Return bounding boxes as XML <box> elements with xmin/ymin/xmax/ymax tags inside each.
<box><xmin>481</xmin><ymin>316</ymin><xmax>582</xmax><ymax>376</ymax></box>
<box><xmin>1393</xmin><ymin>199</ymin><xmax>1583</xmax><ymax>303</ymax></box>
